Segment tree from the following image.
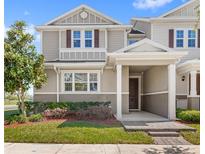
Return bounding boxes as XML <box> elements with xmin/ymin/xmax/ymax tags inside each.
<box><xmin>4</xmin><ymin>21</ymin><xmax>47</xmax><ymax>116</ymax></box>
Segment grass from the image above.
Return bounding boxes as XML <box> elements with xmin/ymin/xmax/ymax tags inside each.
<box><xmin>180</xmin><ymin>124</ymin><xmax>200</xmax><ymax>145</ymax></box>
<box><xmin>4</xmin><ymin>121</ymin><xmax>153</xmax><ymax>144</ymax></box>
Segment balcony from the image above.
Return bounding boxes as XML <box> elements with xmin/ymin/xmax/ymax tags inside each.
<box><xmin>60</xmin><ymin>48</ymin><xmax>106</xmax><ymax>61</ymax></box>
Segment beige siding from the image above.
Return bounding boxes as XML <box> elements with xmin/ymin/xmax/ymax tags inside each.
<box><xmin>134</xmin><ymin>21</ymin><xmax>151</xmax><ymax>39</ymax></box>
<box><xmin>61</xmin><ymin>31</ymin><xmax>66</xmax><ymax>48</ymax></box>
<box><xmin>165</xmin><ymin>1</ymin><xmax>199</xmax><ymax>18</ymax></box>
<box><xmin>52</xmin><ymin>9</ymin><xmax>116</xmax><ymax>25</ymax></box>
<box><xmin>176</xmin><ymin>73</ymin><xmax>188</xmax><ymax>95</ymax></box>
<box><xmin>34</xmin><ymin>69</ymin><xmax>57</xmax><ymax>93</ymax></box>
<box><xmin>107</xmin><ymin>30</ymin><xmax>124</xmax><ymax>52</ymax></box>
<box><xmin>42</xmin><ymin>31</ymin><xmax>59</xmax><ymax>61</ymax></box>
<box><xmin>99</xmin><ymin>30</ymin><xmax>105</xmax><ymax>48</ymax></box>
<box><xmin>143</xmin><ymin>66</ymin><xmax>168</xmax><ymax>93</ymax></box>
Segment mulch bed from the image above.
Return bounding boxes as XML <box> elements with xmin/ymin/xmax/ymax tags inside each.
<box><xmin>4</xmin><ymin>117</ymin><xmax>121</xmax><ymax>128</ymax></box>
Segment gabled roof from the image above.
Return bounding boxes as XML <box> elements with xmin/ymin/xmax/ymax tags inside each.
<box><xmin>115</xmin><ymin>38</ymin><xmax>175</xmax><ymax>53</ymax></box>
<box><xmin>159</xmin><ymin>0</ymin><xmax>197</xmax><ymax>18</ymax></box>
<box><xmin>45</xmin><ymin>4</ymin><xmax>122</xmax><ymax>25</ymax></box>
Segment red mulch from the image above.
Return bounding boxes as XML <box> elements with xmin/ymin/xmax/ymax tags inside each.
<box><xmin>4</xmin><ymin>117</ymin><xmax>120</xmax><ymax>128</ymax></box>
<box><xmin>175</xmin><ymin>120</ymin><xmax>200</xmax><ymax>125</ymax></box>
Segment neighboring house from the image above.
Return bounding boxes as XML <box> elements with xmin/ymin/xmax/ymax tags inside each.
<box><xmin>132</xmin><ymin>0</ymin><xmax>200</xmax><ymax>110</ymax></box>
<box><xmin>35</xmin><ymin>4</ymin><xmax>187</xmax><ymax>120</ymax></box>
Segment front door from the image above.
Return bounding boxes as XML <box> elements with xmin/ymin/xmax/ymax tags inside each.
<box><xmin>129</xmin><ymin>78</ymin><xmax>139</xmax><ymax>110</ymax></box>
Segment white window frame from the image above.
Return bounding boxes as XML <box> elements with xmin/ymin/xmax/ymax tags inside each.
<box><xmin>61</xmin><ymin>70</ymin><xmax>100</xmax><ymax>93</ymax></box>
<box><xmin>72</xmin><ymin>30</ymin><xmax>81</xmax><ymax>48</ymax></box>
<box><xmin>84</xmin><ymin>30</ymin><xmax>93</xmax><ymax>48</ymax></box>
<box><xmin>71</xmin><ymin>29</ymin><xmax>94</xmax><ymax>48</ymax></box>
<box><xmin>174</xmin><ymin>28</ymin><xmax>198</xmax><ymax>49</ymax></box>
<box><xmin>188</xmin><ymin>30</ymin><xmax>197</xmax><ymax>48</ymax></box>
<box><xmin>175</xmin><ymin>29</ymin><xmax>184</xmax><ymax>48</ymax></box>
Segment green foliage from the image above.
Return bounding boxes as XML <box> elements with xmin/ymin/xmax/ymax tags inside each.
<box><xmin>178</xmin><ymin>110</ymin><xmax>200</xmax><ymax>122</ymax></box>
<box><xmin>25</xmin><ymin>101</ymin><xmax>111</xmax><ymax>114</ymax></box>
<box><xmin>28</xmin><ymin>114</ymin><xmax>43</xmax><ymax>122</ymax></box>
<box><xmin>4</xmin><ymin>21</ymin><xmax>47</xmax><ymax>115</ymax></box>
<box><xmin>5</xmin><ymin>114</ymin><xmax>27</xmax><ymax>124</ymax></box>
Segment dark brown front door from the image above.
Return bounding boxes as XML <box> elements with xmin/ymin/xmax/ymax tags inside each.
<box><xmin>129</xmin><ymin>78</ymin><xmax>139</xmax><ymax>110</ymax></box>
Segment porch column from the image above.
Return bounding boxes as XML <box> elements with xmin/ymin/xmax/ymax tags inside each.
<box><xmin>116</xmin><ymin>64</ymin><xmax>122</xmax><ymax>120</ymax></box>
<box><xmin>168</xmin><ymin>64</ymin><xmax>176</xmax><ymax>120</ymax></box>
<box><xmin>190</xmin><ymin>71</ymin><xmax>197</xmax><ymax>96</ymax></box>
<box><xmin>54</xmin><ymin>67</ymin><xmax>60</xmax><ymax>102</ymax></box>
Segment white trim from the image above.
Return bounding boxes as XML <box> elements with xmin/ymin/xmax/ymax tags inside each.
<box><xmin>190</xmin><ymin>70</ymin><xmax>197</xmax><ymax>96</ymax></box>
<box><xmin>116</xmin><ymin>64</ymin><xmax>122</xmax><ymax>120</ymax></box>
<box><xmin>34</xmin><ymin>92</ymin><xmax>129</xmax><ymax>95</ymax></box>
<box><xmin>35</xmin><ymin>25</ymin><xmax>132</xmax><ymax>31</ymax></box>
<box><xmin>159</xmin><ymin>0</ymin><xmax>196</xmax><ymax>18</ymax></box>
<box><xmin>45</xmin><ymin>4</ymin><xmax>122</xmax><ymax>25</ymax></box>
<box><xmin>176</xmin><ymin>93</ymin><xmax>187</xmax><ymax>96</ymax></box>
<box><xmin>105</xmin><ymin>29</ymin><xmax>108</xmax><ymax>49</ymax></box>
<box><xmin>129</xmin><ymin>75</ymin><xmax>141</xmax><ymax>111</ymax></box>
<box><xmin>115</xmin><ymin>38</ymin><xmax>176</xmax><ymax>53</ymax></box>
<box><xmin>142</xmin><ymin>91</ymin><xmax>168</xmax><ymax>96</ymax></box>
<box><xmin>187</xmin><ymin>95</ymin><xmax>200</xmax><ymax>98</ymax></box>
<box><xmin>59</xmin><ymin>31</ymin><xmax>61</xmax><ymax>59</ymax></box>
<box><xmin>168</xmin><ymin>64</ymin><xmax>176</xmax><ymax>120</ymax></box>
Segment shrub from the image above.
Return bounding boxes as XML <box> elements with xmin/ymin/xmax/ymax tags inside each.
<box><xmin>28</xmin><ymin>114</ymin><xmax>43</xmax><ymax>122</ymax></box>
<box><xmin>178</xmin><ymin>110</ymin><xmax>200</xmax><ymax>122</ymax></box>
<box><xmin>78</xmin><ymin>106</ymin><xmax>113</xmax><ymax>120</ymax></box>
<box><xmin>176</xmin><ymin>108</ymin><xmax>186</xmax><ymax>118</ymax></box>
<box><xmin>25</xmin><ymin>101</ymin><xmax>111</xmax><ymax>114</ymax></box>
<box><xmin>43</xmin><ymin>108</ymin><xmax>68</xmax><ymax>119</ymax></box>
<box><xmin>14</xmin><ymin>115</ymin><xmax>27</xmax><ymax>123</ymax></box>
<box><xmin>5</xmin><ymin>116</ymin><xmax>17</xmax><ymax>125</ymax></box>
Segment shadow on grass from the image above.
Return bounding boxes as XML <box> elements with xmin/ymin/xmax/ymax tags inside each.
<box><xmin>144</xmin><ymin>146</ymin><xmax>195</xmax><ymax>154</ymax></box>
<box><xmin>57</xmin><ymin>120</ymin><xmax>116</xmax><ymax>129</ymax></box>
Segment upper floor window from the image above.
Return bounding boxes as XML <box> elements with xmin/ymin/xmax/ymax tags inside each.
<box><xmin>176</xmin><ymin>30</ymin><xmax>184</xmax><ymax>48</ymax></box>
<box><xmin>73</xmin><ymin>31</ymin><xmax>81</xmax><ymax>48</ymax></box>
<box><xmin>188</xmin><ymin>30</ymin><xmax>196</xmax><ymax>48</ymax></box>
<box><xmin>85</xmin><ymin>31</ymin><xmax>93</xmax><ymax>48</ymax></box>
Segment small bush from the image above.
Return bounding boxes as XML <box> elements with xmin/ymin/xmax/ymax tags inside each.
<box><xmin>5</xmin><ymin>116</ymin><xmax>17</xmax><ymax>125</ymax></box>
<box><xmin>28</xmin><ymin>114</ymin><xmax>43</xmax><ymax>122</ymax></box>
<box><xmin>14</xmin><ymin>115</ymin><xmax>27</xmax><ymax>123</ymax></box>
<box><xmin>43</xmin><ymin>108</ymin><xmax>68</xmax><ymax>119</ymax></box>
<box><xmin>178</xmin><ymin>110</ymin><xmax>200</xmax><ymax>122</ymax></box>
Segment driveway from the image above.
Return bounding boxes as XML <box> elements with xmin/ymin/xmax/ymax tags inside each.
<box><xmin>5</xmin><ymin>143</ymin><xmax>199</xmax><ymax>154</ymax></box>
<box><xmin>4</xmin><ymin>105</ymin><xmax>18</xmax><ymax>111</ymax></box>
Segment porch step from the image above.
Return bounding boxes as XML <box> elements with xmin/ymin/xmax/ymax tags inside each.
<box><xmin>148</xmin><ymin>131</ymin><xmax>180</xmax><ymax>137</ymax></box>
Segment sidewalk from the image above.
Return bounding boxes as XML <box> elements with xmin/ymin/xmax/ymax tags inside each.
<box><xmin>5</xmin><ymin>143</ymin><xmax>199</xmax><ymax>154</ymax></box>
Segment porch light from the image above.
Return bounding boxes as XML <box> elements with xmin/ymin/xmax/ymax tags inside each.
<box><xmin>181</xmin><ymin>75</ymin><xmax>185</xmax><ymax>81</ymax></box>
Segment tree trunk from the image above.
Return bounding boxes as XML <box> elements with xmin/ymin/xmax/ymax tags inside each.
<box><xmin>17</xmin><ymin>88</ymin><xmax>26</xmax><ymax>116</ymax></box>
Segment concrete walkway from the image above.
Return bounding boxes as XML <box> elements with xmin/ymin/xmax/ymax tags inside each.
<box><xmin>5</xmin><ymin>143</ymin><xmax>199</xmax><ymax>154</ymax></box>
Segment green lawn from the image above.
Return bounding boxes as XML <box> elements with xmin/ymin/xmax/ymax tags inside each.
<box><xmin>4</xmin><ymin>121</ymin><xmax>153</xmax><ymax>144</ymax></box>
<box><xmin>181</xmin><ymin>124</ymin><xmax>200</xmax><ymax>145</ymax></box>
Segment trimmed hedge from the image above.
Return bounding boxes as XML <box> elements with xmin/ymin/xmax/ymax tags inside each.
<box><xmin>25</xmin><ymin>101</ymin><xmax>111</xmax><ymax>114</ymax></box>
<box><xmin>5</xmin><ymin>115</ymin><xmax>27</xmax><ymax>125</ymax></box>
<box><xmin>178</xmin><ymin>110</ymin><xmax>200</xmax><ymax>122</ymax></box>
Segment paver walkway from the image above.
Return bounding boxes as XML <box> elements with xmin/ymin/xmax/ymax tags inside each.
<box><xmin>154</xmin><ymin>137</ymin><xmax>192</xmax><ymax>145</ymax></box>
<box><xmin>4</xmin><ymin>143</ymin><xmax>199</xmax><ymax>154</ymax></box>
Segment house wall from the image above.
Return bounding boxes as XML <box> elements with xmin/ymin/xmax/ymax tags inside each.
<box><xmin>42</xmin><ymin>31</ymin><xmax>59</xmax><ymax>61</ymax></box>
<box><xmin>34</xmin><ymin>66</ymin><xmax>129</xmax><ymax>114</ymax></box>
<box><xmin>188</xmin><ymin>97</ymin><xmax>200</xmax><ymax>110</ymax></box>
<box><xmin>142</xmin><ymin>66</ymin><xmax>169</xmax><ymax>117</ymax></box>
<box><xmin>107</xmin><ymin>30</ymin><xmax>125</xmax><ymax>52</ymax></box>
<box><xmin>176</xmin><ymin>73</ymin><xmax>188</xmax><ymax>95</ymax></box>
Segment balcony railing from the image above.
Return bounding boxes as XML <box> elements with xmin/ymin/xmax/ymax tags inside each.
<box><xmin>60</xmin><ymin>48</ymin><xmax>106</xmax><ymax>61</ymax></box>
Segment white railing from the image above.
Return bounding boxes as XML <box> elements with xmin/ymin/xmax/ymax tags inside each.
<box><xmin>60</xmin><ymin>48</ymin><xmax>106</xmax><ymax>61</ymax></box>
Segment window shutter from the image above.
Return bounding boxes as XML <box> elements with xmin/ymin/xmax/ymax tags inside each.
<box><xmin>94</xmin><ymin>29</ymin><xmax>99</xmax><ymax>48</ymax></box>
<box><xmin>66</xmin><ymin>30</ymin><xmax>71</xmax><ymax>48</ymax></box>
<box><xmin>169</xmin><ymin>29</ymin><xmax>174</xmax><ymax>48</ymax></box>
<box><xmin>196</xmin><ymin>73</ymin><xmax>200</xmax><ymax>95</ymax></box>
<box><xmin>198</xmin><ymin>29</ymin><xmax>200</xmax><ymax>48</ymax></box>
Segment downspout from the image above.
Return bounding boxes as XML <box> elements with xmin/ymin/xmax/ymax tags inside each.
<box><xmin>54</xmin><ymin>66</ymin><xmax>59</xmax><ymax>102</ymax></box>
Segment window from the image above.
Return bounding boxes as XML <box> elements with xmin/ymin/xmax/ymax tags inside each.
<box><xmin>89</xmin><ymin>73</ymin><xmax>98</xmax><ymax>91</ymax></box>
<box><xmin>64</xmin><ymin>73</ymin><xmax>72</xmax><ymax>91</ymax></box>
<box><xmin>85</xmin><ymin>31</ymin><xmax>92</xmax><ymax>48</ymax></box>
<box><xmin>128</xmin><ymin>39</ymin><xmax>137</xmax><ymax>45</ymax></box>
<box><xmin>176</xmin><ymin>30</ymin><xmax>184</xmax><ymax>48</ymax></box>
<box><xmin>75</xmin><ymin>73</ymin><xmax>87</xmax><ymax>91</ymax></box>
<box><xmin>188</xmin><ymin>30</ymin><xmax>196</xmax><ymax>48</ymax></box>
<box><xmin>73</xmin><ymin>31</ymin><xmax>81</xmax><ymax>48</ymax></box>
<box><xmin>63</xmin><ymin>72</ymin><xmax>99</xmax><ymax>92</ymax></box>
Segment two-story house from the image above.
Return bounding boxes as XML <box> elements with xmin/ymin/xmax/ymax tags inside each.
<box><xmin>35</xmin><ymin>4</ymin><xmax>187</xmax><ymax>120</ymax></box>
<box><xmin>132</xmin><ymin>0</ymin><xmax>200</xmax><ymax>110</ymax></box>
